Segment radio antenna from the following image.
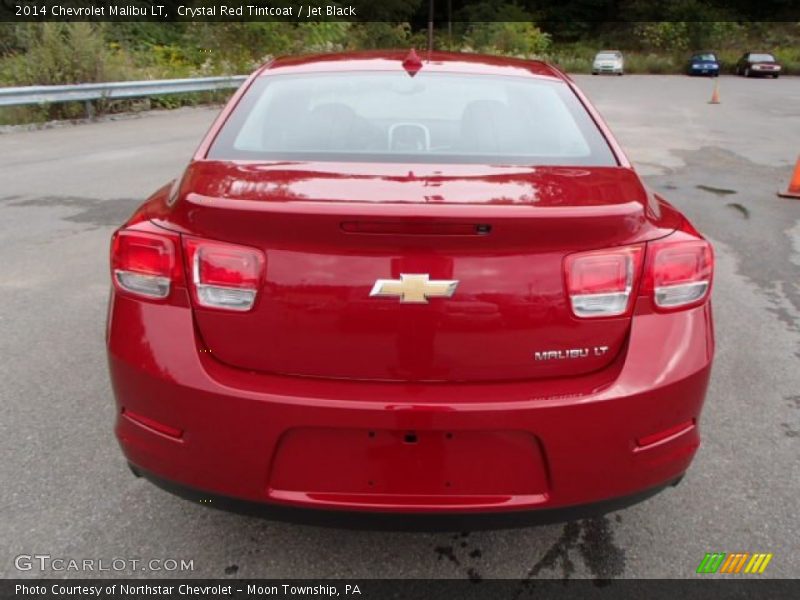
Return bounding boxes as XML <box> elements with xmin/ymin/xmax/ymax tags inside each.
<box><xmin>427</xmin><ymin>0</ymin><xmax>434</xmax><ymax>59</ymax></box>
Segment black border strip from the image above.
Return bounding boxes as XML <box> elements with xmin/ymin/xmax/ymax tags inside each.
<box><xmin>3</xmin><ymin>1</ymin><xmax>800</xmax><ymax>22</ymax></box>
<box><xmin>2</xmin><ymin>579</ymin><xmax>798</xmax><ymax>600</ymax></box>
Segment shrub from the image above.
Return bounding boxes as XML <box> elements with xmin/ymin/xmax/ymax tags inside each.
<box><xmin>549</xmin><ymin>54</ymin><xmax>592</xmax><ymax>74</ymax></box>
<box><xmin>463</xmin><ymin>22</ymin><xmax>551</xmax><ymax>58</ymax></box>
<box><xmin>296</xmin><ymin>22</ymin><xmax>352</xmax><ymax>53</ymax></box>
<box><xmin>634</xmin><ymin>22</ymin><xmax>691</xmax><ymax>53</ymax></box>
<box><xmin>623</xmin><ymin>53</ymin><xmax>680</xmax><ymax>75</ymax></box>
<box><xmin>773</xmin><ymin>46</ymin><xmax>800</xmax><ymax>76</ymax></box>
<box><xmin>184</xmin><ymin>22</ymin><xmax>295</xmax><ymax>73</ymax></box>
<box><xmin>1</xmin><ymin>23</ymin><xmax>116</xmax><ymax>86</ymax></box>
<box><xmin>347</xmin><ymin>22</ymin><xmax>413</xmax><ymax>50</ymax></box>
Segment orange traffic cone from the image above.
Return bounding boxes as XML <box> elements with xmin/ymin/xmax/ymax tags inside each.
<box><xmin>778</xmin><ymin>156</ymin><xmax>800</xmax><ymax>199</ymax></box>
<box><xmin>708</xmin><ymin>79</ymin><xmax>720</xmax><ymax>104</ymax></box>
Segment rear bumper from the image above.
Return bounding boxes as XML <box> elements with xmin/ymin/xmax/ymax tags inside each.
<box><xmin>744</xmin><ymin>67</ymin><xmax>781</xmax><ymax>76</ymax></box>
<box><xmin>131</xmin><ymin>464</ymin><xmax>683</xmax><ymax>530</ymax></box>
<box><xmin>689</xmin><ymin>67</ymin><xmax>719</xmax><ymax>76</ymax></box>
<box><xmin>108</xmin><ymin>292</ymin><xmax>713</xmax><ymax>517</ymax></box>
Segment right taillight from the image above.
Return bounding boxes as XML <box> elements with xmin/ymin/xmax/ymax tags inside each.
<box><xmin>183</xmin><ymin>237</ymin><xmax>265</xmax><ymax>311</ymax></box>
<box><xmin>646</xmin><ymin>236</ymin><xmax>713</xmax><ymax>310</ymax></box>
<box><xmin>564</xmin><ymin>233</ymin><xmax>713</xmax><ymax>319</ymax></box>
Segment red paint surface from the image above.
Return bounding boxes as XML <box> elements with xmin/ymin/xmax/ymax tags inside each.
<box><xmin>107</xmin><ymin>52</ymin><xmax>714</xmax><ymax>514</ymax></box>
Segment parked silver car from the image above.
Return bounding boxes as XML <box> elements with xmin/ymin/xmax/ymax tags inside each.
<box><xmin>592</xmin><ymin>50</ymin><xmax>624</xmax><ymax>75</ymax></box>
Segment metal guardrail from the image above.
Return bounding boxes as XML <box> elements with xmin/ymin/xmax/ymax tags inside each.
<box><xmin>0</xmin><ymin>76</ymin><xmax>248</xmax><ymax>110</ymax></box>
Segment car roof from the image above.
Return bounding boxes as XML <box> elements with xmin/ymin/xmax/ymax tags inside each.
<box><xmin>258</xmin><ymin>50</ymin><xmax>566</xmax><ymax>81</ymax></box>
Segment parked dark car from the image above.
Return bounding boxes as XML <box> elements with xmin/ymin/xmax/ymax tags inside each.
<box><xmin>687</xmin><ymin>52</ymin><xmax>720</xmax><ymax>77</ymax></box>
<box><xmin>736</xmin><ymin>52</ymin><xmax>781</xmax><ymax>78</ymax></box>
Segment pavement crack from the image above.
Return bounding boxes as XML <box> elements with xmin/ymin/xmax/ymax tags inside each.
<box><xmin>433</xmin><ymin>545</ymin><xmax>460</xmax><ymax>567</ymax></box>
<box><xmin>578</xmin><ymin>517</ymin><xmax>627</xmax><ymax>583</ymax></box>
<box><xmin>522</xmin><ymin>521</ymin><xmax>581</xmax><ymax>582</ymax></box>
<box><xmin>785</xmin><ymin>395</ymin><xmax>800</xmax><ymax>410</ymax></box>
<box><xmin>781</xmin><ymin>423</ymin><xmax>799</xmax><ymax>438</ymax></box>
<box><xmin>517</xmin><ymin>517</ymin><xmax>626</xmax><ymax>594</ymax></box>
<box><xmin>696</xmin><ymin>184</ymin><xmax>737</xmax><ymax>196</ymax></box>
<box><xmin>726</xmin><ymin>202</ymin><xmax>750</xmax><ymax>219</ymax></box>
<box><xmin>467</xmin><ymin>567</ymin><xmax>482</xmax><ymax>582</ymax></box>
<box><xmin>8</xmin><ymin>195</ymin><xmax>141</xmax><ymax>227</ymax></box>
<box><xmin>432</xmin><ymin>530</ymin><xmax>484</xmax><ymax>581</ymax></box>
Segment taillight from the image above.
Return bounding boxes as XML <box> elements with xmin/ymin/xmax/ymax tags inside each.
<box><xmin>564</xmin><ymin>245</ymin><xmax>643</xmax><ymax>318</ymax></box>
<box><xmin>646</xmin><ymin>237</ymin><xmax>713</xmax><ymax>310</ymax></box>
<box><xmin>565</xmin><ymin>235</ymin><xmax>713</xmax><ymax>318</ymax></box>
<box><xmin>183</xmin><ymin>237</ymin><xmax>265</xmax><ymax>311</ymax></box>
<box><xmin>111</xmin><ymin>228</ymin><xmax>179</xmax><ymax>299</ymax></box>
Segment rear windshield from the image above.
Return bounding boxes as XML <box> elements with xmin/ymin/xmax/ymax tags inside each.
<box><xmin>208</xmin><ymin>72</ymin><xmax>617</xmax><ymax>166</ymax></box>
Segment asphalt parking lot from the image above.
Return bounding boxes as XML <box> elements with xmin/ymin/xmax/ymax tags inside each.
<box><xmin>1</xmin><ymin>74</ymin><xmax>798</xmax><ymax>581</ymax></box>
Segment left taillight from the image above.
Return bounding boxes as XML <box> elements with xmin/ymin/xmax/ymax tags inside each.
<box><xmin>183</xmin><ymin>237</ymin><xmax>265</xmax><ymax>311</ymax></box>
<box><xmin>111</xmin><ymin>227</ymin><xmax>181</xmax><ymax>300</ymax></box>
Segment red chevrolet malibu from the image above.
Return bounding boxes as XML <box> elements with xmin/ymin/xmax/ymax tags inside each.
<box><xmin>107</xmin><ymin>51</ymin><xmax>714</xmax><ymax>526</ymax></box>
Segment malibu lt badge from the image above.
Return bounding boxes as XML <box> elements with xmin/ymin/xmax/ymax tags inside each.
<box><xmin>534</xmin><ymin>346</ymin><xmax>609</xmax><ymax>361</ymax></box>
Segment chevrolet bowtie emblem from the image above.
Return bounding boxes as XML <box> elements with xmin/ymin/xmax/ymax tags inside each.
<box><xmin>370</xmin><ymin>274</ymin><xmax>459</xmax><ymax>304</ymax></box>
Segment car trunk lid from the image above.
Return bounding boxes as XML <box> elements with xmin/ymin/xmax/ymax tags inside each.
<box><xmin>162</xmin><ymin>160</ymin><xmax>678</xmax><ymax>382</ymax></box>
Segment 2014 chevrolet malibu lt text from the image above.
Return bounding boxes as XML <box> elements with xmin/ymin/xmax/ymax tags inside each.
<box><xmin>106</xmin><ymin>51</ymin><xmax>714</xmax><ymax>526</ymax></box>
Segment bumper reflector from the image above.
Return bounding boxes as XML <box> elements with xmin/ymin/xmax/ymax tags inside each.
<box><xmin>122</xmin><ymin>409</ymin><xmax>183</xmax><ymax>439</ymax></box>
<box><xmin>636</xmin><ymin>420</ymin><xmax>694</xmax><ymax>449</ymax></box>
